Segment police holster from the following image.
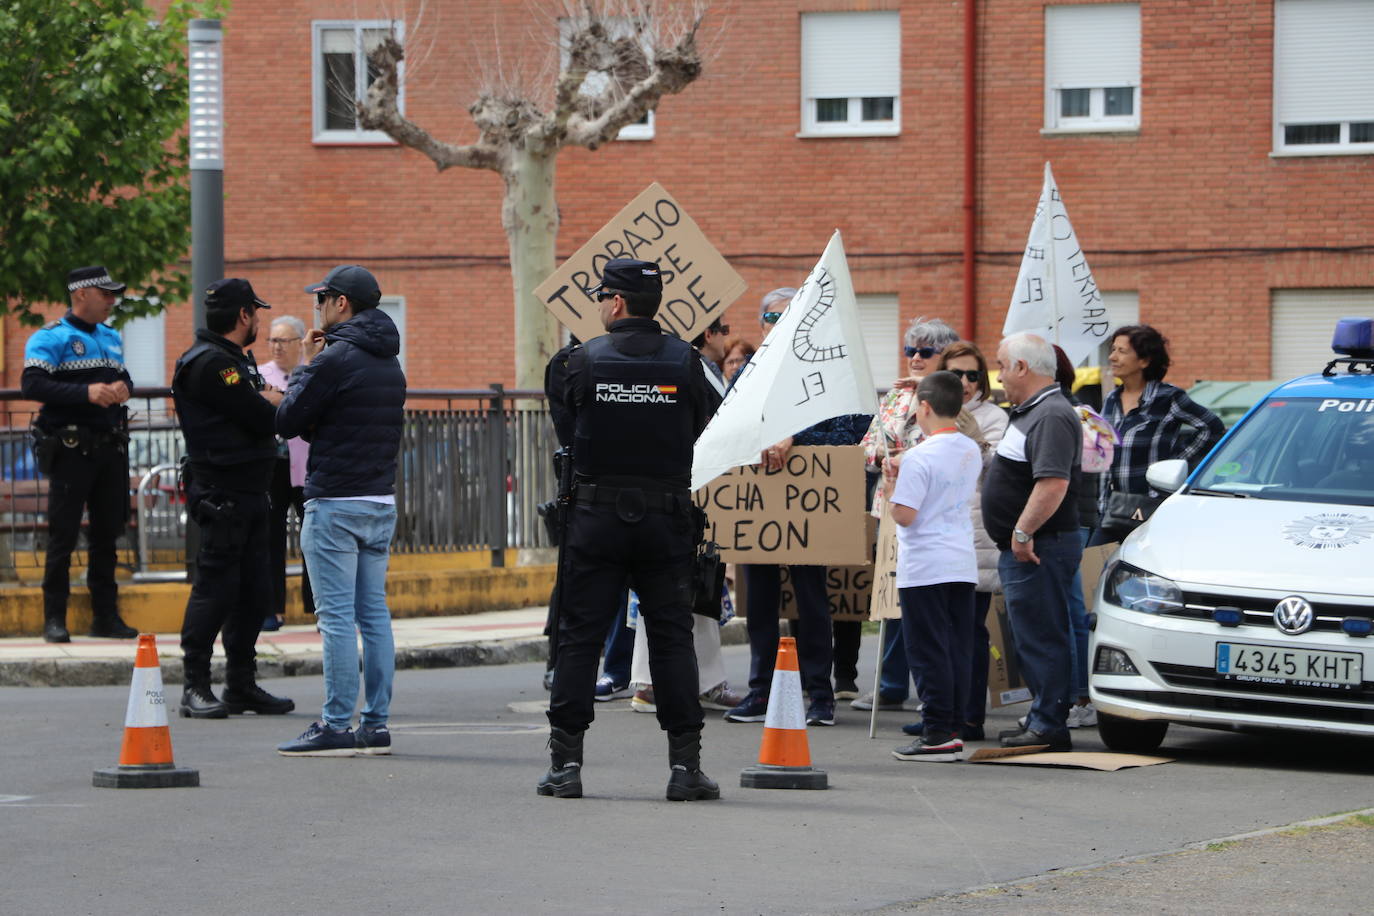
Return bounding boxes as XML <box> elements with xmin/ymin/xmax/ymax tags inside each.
<box><xmin>690</xmin><ymin>505</ymin><xmax>725</xmax><ymax>620</ymax></box>
<box><xmin>29</xmin><ymin>425</ymin><xmax>61</xmax><ymax>475</ymax></box>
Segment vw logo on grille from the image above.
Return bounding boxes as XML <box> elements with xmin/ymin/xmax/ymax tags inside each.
<box><xmin>1273</xmin><ymin>596</ymin><xmax>1314</xmax><ymax>635</ymax></box>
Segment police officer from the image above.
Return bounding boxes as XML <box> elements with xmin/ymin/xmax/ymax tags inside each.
<box><xmin>22</xmin><ymin>266</ymin><xmax>138</xmax><ymax>643</ymax></box>
<box><xmin>172</xmin><ymin>279</ymin><xmax>294</xmax><ymax>719</ymax></box>
<box><xmin>539</xmin><ymin>258</ymin><xmax>719</xmax><ymax>802</ymax></box>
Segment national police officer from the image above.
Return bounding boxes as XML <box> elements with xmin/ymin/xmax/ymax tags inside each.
<box><xmin>539</xmin><ymin>258</ymin><xmax>719</xmax><ymax>802</ymax></box>
<box><xmin>172</xmin><ymin>279</ymin><xmax>294</xmax><ymax>719</ymax></box>
<box><xmin>22</xmin><ymin>265</ymin><xmax>138</xmax><ymax>643</ymax></box>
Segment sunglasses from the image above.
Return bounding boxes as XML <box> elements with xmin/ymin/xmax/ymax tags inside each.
<box><xmin>315</xmin><ymin>291</ymin><xmax>339</xmax><ymax>306</ymax></box>
<box><xmin>596</xmin><ymin>290</ymin><xmax>616</xmax><ymax>302</ymax></box>
<box><xmin>946</xmin><ymin>368</ymin><xmax>981</xmax><ymax>382</ymax></box>
<box><xmin>905</xmin><ymin>345</ymin><xmax>943</xmax><ymax>359</ymax></box>
<box><xmin>712</xmin><ymin>323</ymin><xmax>730</xmax><ymax>335</ymax></box>
<box><xmin>761</xmin><ymin>311</ymin><xmax>783</xmax><ymax>325</ymax></box>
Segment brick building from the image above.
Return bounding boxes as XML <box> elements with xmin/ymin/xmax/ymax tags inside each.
<box><xmin>6</xmin><ymin>0</ymin><xmax>1372</xmax><ymax>392</ymax></box>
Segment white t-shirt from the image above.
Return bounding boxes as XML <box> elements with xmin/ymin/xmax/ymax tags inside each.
<box><xmin>891</xmin><ymin>431</ymin><xmax>981</xmax><ymax>588</ymax></box>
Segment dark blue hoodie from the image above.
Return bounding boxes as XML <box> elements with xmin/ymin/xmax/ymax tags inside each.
<box><xmin>277</xmin><ymin>307</ymin><xmax>406</xmax><ymax>500</ymax></box>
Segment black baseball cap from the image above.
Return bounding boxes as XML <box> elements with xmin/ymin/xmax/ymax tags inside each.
<box><xmin>590</xmin><ymin>259</ymin><xmax>663</xmax><ymax>297</ymax></box>
<box><xmin>205</xmin><ymin>278</ymin><xmax>271</xmax><ymax>311</ymax></box>
<box><xmin>66</xmin><ymin>266</ymin><xmax>126</xmax><ymax>294</ymax></box>
<box><xmin>303</xmin><ymin>265</ymin><xmax>381</xmax><ymax>307</ymax></box>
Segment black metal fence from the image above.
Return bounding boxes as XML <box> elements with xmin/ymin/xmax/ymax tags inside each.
<box><xmin>0</xmin><ymin>387</ymin><xmax>556</xmax><ymax>582</ymax></box>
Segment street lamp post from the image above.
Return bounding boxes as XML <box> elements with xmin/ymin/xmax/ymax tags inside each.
<box><xmin>188</xmin><ymin>19</ymin><xmax>224</xmax><ymax>331</ymax></box>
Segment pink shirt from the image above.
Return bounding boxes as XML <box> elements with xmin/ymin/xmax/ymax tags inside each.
<box><xmin>259</xmin><ymin>359</ymin><xmax>309</xmax><ymax>488</ymax></box>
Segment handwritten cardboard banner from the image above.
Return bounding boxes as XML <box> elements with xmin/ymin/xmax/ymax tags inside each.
<box><xmin>870</xmin><ymin>509</ymin><xmax>900</xmax><ymax>620</ymax></box>
<box><xmin>693</xmin><ymin>446</ymin><xmax>867</xmax><ymax>565</ymax></box>
<box><xmin>535</xmin><ymin>182</ymin><xmax>747</xmax><ymax>343</ymax></box>
<box><xmin>774</xmin><ymin>516</ymin><xmax>879</xmax><ymax>622</ymax></box>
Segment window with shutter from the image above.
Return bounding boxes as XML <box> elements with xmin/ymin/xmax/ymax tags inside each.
<box><xmin>800</xmin><ymin>12</ymin><xmax>901</xmax><ymax>138</ymax></box>
<box><xmin>1273</xmin><ymin>0</ymin><xmax>1374</xmax><ymax>155</ymax></box>
<box><xmin>1044</xmin><ymin>4</ymin><xmax>1141</xmax><ymax>133</ymax></box>
<box><xmin>120</xmin><ymin>312</ymin><xmax>166</xmax><ymax>389</ymax></box>
<box><xmin>856</xmin><ymin>294</ymin><xmax>900</xmax><ymax>391</ymax></box>
<box><xmin>312</xmin><ymin>21</ymin><xmax>404</xmax><ymax>144</ymax></box>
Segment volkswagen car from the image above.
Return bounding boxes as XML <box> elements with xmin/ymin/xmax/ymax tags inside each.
<box><xmin>1090</xmin><ymin>318</ymin><xmax>1374</xmax><ymax>752</ymax></box>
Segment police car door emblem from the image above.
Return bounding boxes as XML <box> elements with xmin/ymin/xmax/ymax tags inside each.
<box><xmin>1282</xmin><ymin>513</ymin><xmax>1374</xmax><ymax>549</ymax></box>
<box><xmin>1273</xmin><ymin>596</ymin><xmax>1314</xmax><ymax>635</ymax></box>
<box><xmin>71</xmin><ymin>339</ymin><xmax>86</xmax><ymax>356</ymax></box>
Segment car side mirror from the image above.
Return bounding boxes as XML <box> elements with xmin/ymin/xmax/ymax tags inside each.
<box><xmin>1146</xmin><ymin>458</ymin><xmax>1189</xmax><ymax>494</ymax></box>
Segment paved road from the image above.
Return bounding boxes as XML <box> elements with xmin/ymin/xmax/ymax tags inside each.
<box><xmin>5</xmin><ymin>643</ymin><xmax>1373</xmax><ymax>915</ymax></box>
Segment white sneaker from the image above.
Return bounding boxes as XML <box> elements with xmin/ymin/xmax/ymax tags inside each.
<box><xmin>1067</xmin><ymin>703</ymin><xmax>1097</xmax><ymax>728</ymax></box>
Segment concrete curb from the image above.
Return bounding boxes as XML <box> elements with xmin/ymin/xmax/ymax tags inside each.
<box><xmin>0</xmin><ymin>617</ymin><xmax>751</xmax><ymax>688</ymax></box>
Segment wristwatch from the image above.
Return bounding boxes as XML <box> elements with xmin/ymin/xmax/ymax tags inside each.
<box><xmin>1013</xmin><ymin>528</ymin><xmax>1033</xmax><ymax>544</ymax></box>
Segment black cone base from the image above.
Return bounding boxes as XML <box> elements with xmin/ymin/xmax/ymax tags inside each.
<box><xmin>93</xmin><ymin>763</ymin><xmax>200</xmax><ymax>789</ymax></box>
<box><xmin>739</xmin><ymin>764</ymin><xmax>828</xmax><ymax>789</ymax></box>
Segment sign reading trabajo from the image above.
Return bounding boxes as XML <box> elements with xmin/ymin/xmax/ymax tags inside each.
<box><xmin>535</xmin><ymin>182</ymin><xmax>747</xmax><ymax>344</ymax></box>
<box><xmin>693</xmin><ymin>446</ymin><xmax>867</xmax><ymax>566</ymax></box>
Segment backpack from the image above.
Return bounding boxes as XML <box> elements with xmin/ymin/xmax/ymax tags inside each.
<box><xmin>1075</xmin><ymin>404</ymin><xmax>1119</xmax><ymax>473</ymax></box>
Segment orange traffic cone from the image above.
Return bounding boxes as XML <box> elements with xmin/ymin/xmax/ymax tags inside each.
<box><xmin>740</xmin><ymin>637</ymin><xmax>828</xmax><ymax>789</ymax></box>
<box><xmin>93</xmin><ymin>635</ymin><xmax>199</xmax><ymax>789</ymax></box>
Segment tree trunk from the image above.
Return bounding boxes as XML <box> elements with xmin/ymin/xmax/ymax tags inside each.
<box><xmin>502</xmin><ymin>146</ymin><xmax>562</xmax><ymax>391</ymax></box>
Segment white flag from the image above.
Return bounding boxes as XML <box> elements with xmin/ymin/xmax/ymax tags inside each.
<box><xmin>1003</xmin><ymin>162</ymin><xmax>1110</xmax><ymax>366</ymax></box>
<box><xmin>691</xmin><ymin>231</ymin><xmax>877</xmax><ymax>490</ymax></box>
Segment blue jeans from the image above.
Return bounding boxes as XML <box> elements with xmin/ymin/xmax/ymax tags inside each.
<box><xmin>997</xmin><ymin>531</ymin><xmax>1082</xmax><ymax>736</ymax></box>
<box><xmin>878</xmin><ymin>622</ymin><xmax>913</xmax><ymax>702</ymax></box>
<box><xmin>602</xmin><ymin>589</ymin><xmax>634</xmax><ymax>685</ymax></box>
<box><xmin>1066</xmin><ymin>527</ymin><xmax>1093</xmax><ymax>699</ymax></box>
<box><xmin>303</xmin><ymin>499</ymin><xmax>397</xmax><ymax>731</ymax></box>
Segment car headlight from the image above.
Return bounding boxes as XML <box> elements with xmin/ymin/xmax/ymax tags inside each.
<box><xmin>1103</xmin><ymin>561</ymin><xmax>1184</xmax><ymax>614</ymax></box>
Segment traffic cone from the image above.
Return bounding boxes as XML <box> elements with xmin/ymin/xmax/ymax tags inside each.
<box><xmin>740</xmin><ymin>637</ymin><xmax>828</xmax><ymax>789</ymax></box>
<box><xmin>93</xmin><ymin>635</ymin><xmax>199</xmax><ymax>789</ymax></box>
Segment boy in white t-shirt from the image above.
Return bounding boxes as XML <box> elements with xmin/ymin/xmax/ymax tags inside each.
<box><xmin>884</xmin><ymin>371</ymin><xmax>983</xmax><ymax>762</ymax></box>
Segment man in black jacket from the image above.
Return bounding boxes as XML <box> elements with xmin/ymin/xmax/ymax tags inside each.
<box><xmin>275</xmin><ymin>265</ymin><xmax>406</xmax><ymax>758</ymax></box>
<box><xmin>173</xmin><ymin>278</ymin><xmax>295</xmax><ymax>719</ymax></box>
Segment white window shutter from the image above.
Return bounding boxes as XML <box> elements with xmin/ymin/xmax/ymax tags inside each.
<box><xmin>856</xmin><ymin>294</ymin><xmax>899</xmax><ymax>391</ymax></box>
<box><xmin>1045</xmin><ymin>4</ymin><xmax>1140</xmax><ymax>89</ymax></box>
<box><xmin>120</xmin><ymin>312</ymin><xmax>166</xmax><ymax>388</ymax></box>
<box><xmin>378</xmin><ymin>296</ymin><xmax>406</xmax><ymax>372</ymax></box>
<box><xmin>802</xmin><ymin>11</ymin><xmax>900</xmax><ymax>99</ymax></box>
<box><xmin>1275</xmin><ymin>0</ymin><xmax>1374</xmax><ymax>124</ymax></box>
<box><xmin>1271</xmin><ymin>289</ymin><xmax>1374</xmax><ymax>380</ymax></box>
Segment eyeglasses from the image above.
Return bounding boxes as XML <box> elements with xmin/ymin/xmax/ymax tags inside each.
<box><xmin>946</xmin><ymin>368</ymin><xmax>981</xmax><ymax>382</ymax></box>
<box><xmin>268</xmin><ymin>337</ymin><xmax>302</xmax><ymax>346</ymax></box>
<box><xmin>316</xmin><ymin>291</ymin><xmax>341</xmax><ymax>306</ymax></box>
<box><xmin>761</xmin><ymin>311</ymin><xmax>783</xmax><ymax>325</ymax></box>
<box><xmin>905</xmin><ymin>345</ymin><xmax>943</xmax><ymax>359</ymax></box>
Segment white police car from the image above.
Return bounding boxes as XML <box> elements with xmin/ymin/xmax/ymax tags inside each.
<box><xmin>1090</xmin><ymin>318</ymin><xmax>1374</xmax><ymax>752</ymax></box>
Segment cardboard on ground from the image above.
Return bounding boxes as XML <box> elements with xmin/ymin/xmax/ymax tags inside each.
<box><xmin>535</xmin><ymin>182</ymin><xmax>747</xmax><ymax>344</ymax></box>
<box><xmin>968</xmin><ymin>747</ymin><xmax>1174</xmax><ymax>771</ymax></box>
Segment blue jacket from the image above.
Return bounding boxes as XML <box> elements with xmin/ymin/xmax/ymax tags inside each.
<box><xmin>276</xmin><ymin>308</ymin><xmax>406</xmax><ymax>500</ymax></box>
<box><xmin>21</xmin><ymin>312</ymin><xmax>133</xmax><ymax>430</ymax></box>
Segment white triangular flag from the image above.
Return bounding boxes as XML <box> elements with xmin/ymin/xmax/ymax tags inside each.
<box><xmin>691</xmin><ymin>230</ymin><xmax>877</xmax><ymax>490</ymax></box>
<box><xmin>1003</xmin><ymin>162</ymin><xmax>1110</xmax><ymax>366</ymax></box>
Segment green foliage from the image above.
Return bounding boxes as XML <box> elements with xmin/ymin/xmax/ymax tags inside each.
<box><xmin>0</xmin><ymin>0</ymin><xmax>220</xmax><ymax>324</ymax></box>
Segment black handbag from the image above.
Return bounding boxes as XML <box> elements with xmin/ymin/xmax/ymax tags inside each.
<box><xmin>1100</xmin><ymin>489</ymin><xmax>1164</xmax><ymax>541</ymax></box>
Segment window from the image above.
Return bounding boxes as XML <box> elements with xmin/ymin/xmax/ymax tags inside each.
<box><xmin>120</xmin><ymin>311</ymin><xmax>166</xmax><ymax>388</ymax></box>
<box><xmin>312</xmin><ymin>21</ymin><xmax>404</xmax><ymax>144</ymax></box>
<box><xmin>856</xmin><ymin>294</ymin><xmax>899</xmax><ymax>390</ymax></box>
<box><xmin>800</xmin><ymin>11</ymin><xmax>900</xmax><ymax>137</ymax></box>
<box><xmin>1274</xmin><ymin>0</ymin><xmax>1374</xmax><ymax>155</ymax></box>
<box><xmin>1271</xmin><ymin>289</ymin><xmax>1374</xmax><ymax>378</ymax></box>
<box><xmin>558</xmin><ymin>18</ymin><xmax>656</xmax><ymax>140</ymax></box>
<box><xmin>377</xmin><ymin>296</ymin><xmax>406</xmax><ymax>372</ymax></box>
<box><xmin>1044</xmin><ymin>4</ymin><xmax>1140</xmax><ymax>133</ymax></box>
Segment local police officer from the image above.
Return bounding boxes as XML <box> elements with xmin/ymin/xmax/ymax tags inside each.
<box><xmin>22</xmin><ymin>266</ymin><xmax>138</xmax><ymax>643</ymax></box>
<box><xmin>539</xmin><ymin>258</ymin><xmax>719</xmax><ymax>802</ymax></box>
<box><xmin>172</xmin><ymin>279</ymin><xmax>294</xmax><ymax>719</ymax></box>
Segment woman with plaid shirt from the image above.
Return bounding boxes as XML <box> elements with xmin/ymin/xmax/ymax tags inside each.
<box><xmin>1099</xmin><ymin>325</ymin><xmax>1224</xmax><ymax>539</ymax></box>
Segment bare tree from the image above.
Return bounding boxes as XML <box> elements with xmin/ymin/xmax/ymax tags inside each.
<box><xmin>359</xmin><ymin>0</ymin><xmax>708</xmax><ymax>389</ymax></box>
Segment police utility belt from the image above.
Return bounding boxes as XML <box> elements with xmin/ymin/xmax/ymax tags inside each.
<box><xmin>32</xmin><ymin>424</ymin><xmax>127</xmax><ymax>472</ymax></box>
<box><xmin>573</xmin><ymin>483</ymin><xmax>688</xmax><ymax>521</ymax></box>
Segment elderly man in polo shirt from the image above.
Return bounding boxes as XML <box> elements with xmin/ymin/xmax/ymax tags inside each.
<box><xmin>981</xmin><ymin>332</ymin><xmax>1083</xmax><ymax>751</ymax></box>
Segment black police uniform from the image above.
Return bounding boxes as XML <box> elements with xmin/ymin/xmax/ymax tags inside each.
<box><xmin>21</xmin><ymin>310</ymin><xmax>135</xmax><ymax>641</ymax></box>
<box><xmin>172</xmin><ymin>324</ymin><xmax>292</xmax><ymax>716</ymax></box>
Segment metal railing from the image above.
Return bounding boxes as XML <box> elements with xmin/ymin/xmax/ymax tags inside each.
<box><xmin>0</xmin><ymin>387</ymin><xmax>557</xmax><ymax>582</ymax></box>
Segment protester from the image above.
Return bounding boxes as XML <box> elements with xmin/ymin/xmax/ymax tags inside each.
<box><xmin>276</xmin><ymin>265</ymin><xmax>406</xmax><ymax>757</ymax></box>
<box><xmin>259</xmin><ymin>315</ymin><xmax>313</xmax><ymax>631</ymax></box>
<box><xmin>22</xmin><ymin>266</ymin><xmax>138</xmax><ymax>642</ymax></box>
<box><xmin>691</xmin><ymin>317</ymin><xmax>730</xmax><ymax>392</ymax></box>
<box><xmin>1099</xmin><ymin>325</ymin><xmax>1224</xmax><ymax>541</ymax></box>
<box><xmin>886</xmin><ymin>372</ymin><xmax>982</xmax><ymax>761</ymax></box>
<box><xmin>851</xmin><ymin>317</ymin><xmax>960</xmax><ymax>712</ymax></box>
<box><xmin>982</xmin><ymin>332</ymin><xmax>1082</xmax><ymax>751</ymax></box>
<box><xmin>720</xmin><ymin>336</ymin><xmax>755</xmax><ymax>384</ymax></box>
<box><xmin>172</xmin><ymin>278</ymin><xmax>294</xmax><ymax>719</ymax></box>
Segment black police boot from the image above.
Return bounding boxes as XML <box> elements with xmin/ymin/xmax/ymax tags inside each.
<box><xmin>42</xmin><ymin>613</ymin><xmax>70</xmax><ymax>644</ymax></box>
<box><xmin>222</xmin><ymin>683</ymin><xmax>295</xmax><ymax>715</ymax></box>
<box><xmin>666</xmin><ymin>729</ymin><xmax>721</xmax><ymax>801</ymax></box>
<box><xmin>180</xmin><ymin>684</ymin><xmax>229</xmax><ymax>719</ymax></box>
<box><xmin>536</xmin><ymin>727</ymin><xmax>584</xmax><ymax>798</ymax></box>
<box><xmin>89</xmin><ymin>612</ymin><xmax>137</xmax><ymax>639</ymax></box>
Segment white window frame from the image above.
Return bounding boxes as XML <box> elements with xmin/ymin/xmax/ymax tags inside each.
<box><xmin>312</xmin><ymin>20</ymin><xmax>404</xmax><ymax>145</ymax></box>
<box><xmin>1043</xmin><ymin>4</ymin><xmax>1141</xmax><ymax>135</ymax></box>
<box><xmin>557</xmin><ymin>18</ymin><xmax>656</xmax><ymax>141</ymax></box>
<box><xmin>799</xmin><ymin>11</ymin><xmax>901</xmax><ymax>139</ymax></box>
<box><xmin>377</xmin><ymin>296</ymin><xmax>406</xmax><ymax>372</ymax></box>
<box><xmin>1272</xmin><ymin>0</ymin><xmax>1374</xmax><ymax>157</ymax></box>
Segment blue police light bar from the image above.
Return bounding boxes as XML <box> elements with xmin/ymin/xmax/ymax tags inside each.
<box><xmin>1331</xmin><ymin>317</ymin><xmax>1374</xmax><ymax>358</ymax></box>
<box><xmin>1213</xmin><ymin>607</ymin><xmax>1243</xmax><ymax>627</ymax></box>
<box><xmin>1341</xmin><ymin>616</ymin><xmax>1373</xmax><ymax>638</ymax></box>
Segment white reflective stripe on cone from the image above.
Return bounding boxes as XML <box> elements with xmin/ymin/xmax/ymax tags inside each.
<box><xmin>124</xmin><ymin>667</ymin><xmax>169</xmax><ymax>728</ymax></box>
<box><xmin>764</xmin><ymin>666</ymin><xmax>807</xmax><ymax>731</ymax></box>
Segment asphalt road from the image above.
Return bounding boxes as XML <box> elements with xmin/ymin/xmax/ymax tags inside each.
<box><xmin>5</xmin><ymin>642</ymin><xmax>1374</xmax><ymax>915</ymax></box>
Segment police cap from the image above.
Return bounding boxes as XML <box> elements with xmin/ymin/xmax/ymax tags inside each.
<box><xmin>590</xmin><ymin>259</ymin><xmax>662</xmax><ymax>298</ymax></box>
<box><xmin>206</xmin><ymin>278</ymin><xmax>271</xmax><ymax>312</ymax></box>
<box><xmin>66</xmin><ymin>265</ymin><xmax>126</xmax><ymax>294</ymax></box>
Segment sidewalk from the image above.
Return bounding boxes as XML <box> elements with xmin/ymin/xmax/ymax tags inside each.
<box><xmin>0</xmin><ymin>607</ymin><xmax>748</xmax><ymax>687</ymax></box>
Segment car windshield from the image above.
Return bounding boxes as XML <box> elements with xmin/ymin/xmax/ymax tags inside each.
<box><xmin>1190</xmin><ymin>396</ymin><xmax>1374</xmax><ymax>506</ymax></box>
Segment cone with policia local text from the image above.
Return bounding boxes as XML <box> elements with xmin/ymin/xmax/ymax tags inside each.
<box><xmin>740</xmin><ymin>637</ymin><xmax>828</xmax><ymax>789</ymax></box>
<box><xmin>93</xmin><ymin>634</ymin><xmax>199</xmax><ymax>789</ymax></box>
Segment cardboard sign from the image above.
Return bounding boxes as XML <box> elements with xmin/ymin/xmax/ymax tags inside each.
<box><xmin>988</xmin><ymin>593</ymin><xmax>1032</xmax><ymax>708</ymax></box>
<box><xmin>536</xmin><ymin>182</ymin><xmax>747</xmax><ymax>344</ymax></box>
<box><xmin>693</xmin><ymin>446</ymin><xmax>867</xmax><ymax>565</ymax></box>
<box><xmin>769</xmin><ymin>516</ymin><xmax>878</xmax><ymax>622</ymax></box>
<box><xmin>1081</xmin><ymin>542</ymin><xmax>1118</xmax><ymax>611</ymax></box>
<box><xmin>870</xmin><ymin>510</ymin><xmax>900</xmax><ymax>621</ymax></box>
